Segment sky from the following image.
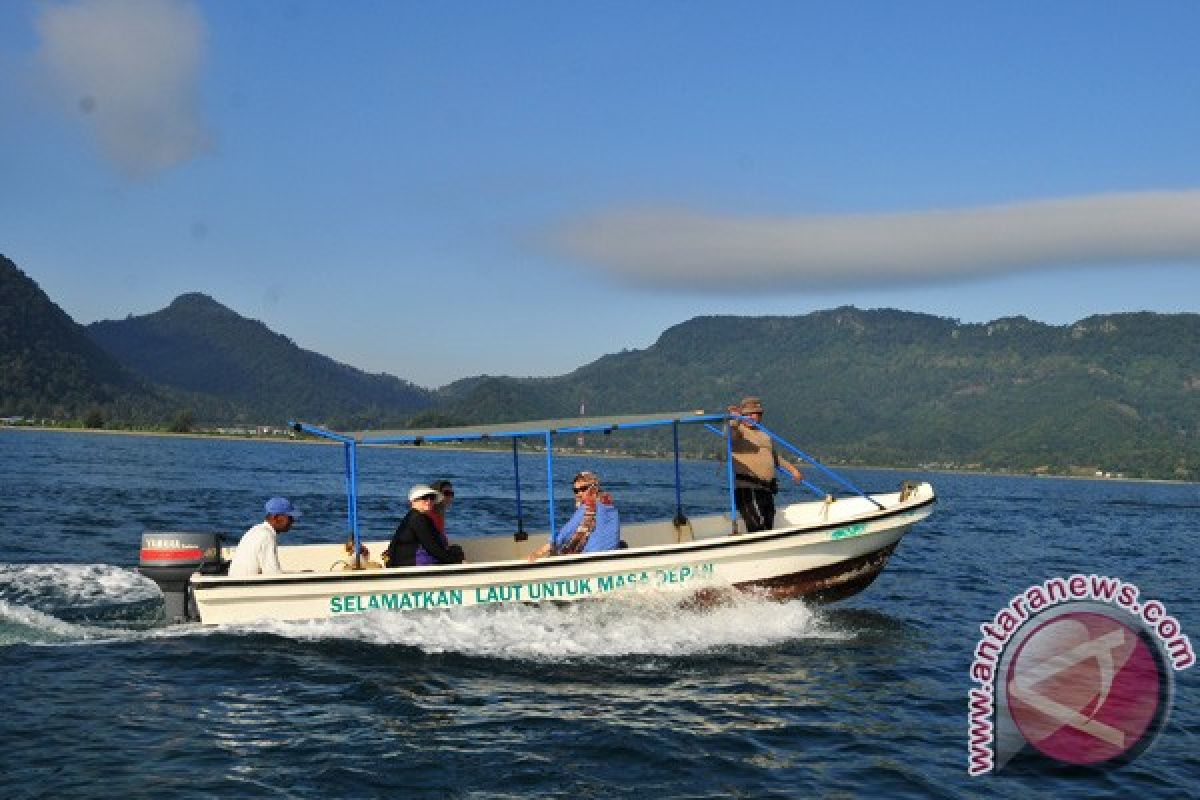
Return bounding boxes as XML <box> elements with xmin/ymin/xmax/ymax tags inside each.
<box><xmin>2</xmin><ymin>1</ymin><xmax>1199</xmax><ymax>388</ymax></box>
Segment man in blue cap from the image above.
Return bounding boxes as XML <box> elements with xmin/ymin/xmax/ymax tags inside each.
<box><xmin>228</xmin><ymin>497</ymin><xmax>302</xmax><ymax>577</ymax></box>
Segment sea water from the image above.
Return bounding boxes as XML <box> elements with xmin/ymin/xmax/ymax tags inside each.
<box><xmin>0</xmin><ymin>429</ymin><xmax>1197</xmax><ymax>798</ymax></box>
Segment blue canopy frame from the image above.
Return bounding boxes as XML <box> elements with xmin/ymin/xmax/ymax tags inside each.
<box><xmin>289</xmin><ymin>409</ymin><xmax>882</xmax><ymax>561</ymax></box>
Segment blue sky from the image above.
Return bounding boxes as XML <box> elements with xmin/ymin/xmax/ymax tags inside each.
<box><xmin>2</xmin><ymin>1</ymin><xmax>1199</xmax><ymax>387</ymax></box>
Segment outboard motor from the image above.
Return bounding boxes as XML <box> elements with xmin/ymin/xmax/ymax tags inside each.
<box><xmin>138</xmin><ymin>532</ymin><xmax>228</xmax><ymax>623</ymax></box>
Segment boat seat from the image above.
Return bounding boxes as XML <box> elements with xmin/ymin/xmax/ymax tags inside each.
<box><xmin>198</xmin><ymin>560</ymin><xmax>230</xmax><ymax>576</ymax></box>
<box><xmin>673</xmin><ymin>517</ymin><xmax>694</xmax><ymax>543</ymax></box>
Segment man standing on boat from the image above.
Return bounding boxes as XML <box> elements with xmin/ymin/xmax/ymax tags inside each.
<box><xmin>228</xmin><ymin>497</ymin><xmax>301</xmax><ymax>577</ymax></box>
<box><xmin>728</xmin><ymin>397</ymin><xmax>803</xmax><ymax>532</ymax></box>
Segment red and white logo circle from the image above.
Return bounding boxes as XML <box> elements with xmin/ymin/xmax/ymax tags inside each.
<box><xmin>1005</xmin><ymin>610</ymin><xmax>1165</xmax><ymax>766</ymax></box>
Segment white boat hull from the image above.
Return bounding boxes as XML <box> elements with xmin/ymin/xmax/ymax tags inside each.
<box><xmin>188</xmin><ymin>482</ymin><xmax>935</xmax><ymax>625</ymax></box>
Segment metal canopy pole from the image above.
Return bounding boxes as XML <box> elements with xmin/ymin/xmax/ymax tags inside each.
<box><xmin>343</xmin><ymin>440</ymin><xmax>360</xmax><ymax>559</ymax></box>
<box><xmin>703</xmin><ymin>420</ymin><xmax>859</xmax><ymax>503</ymax></box>
<box><xmin>724</xmin><ymin>421</ymin><xmax>738</xmax><ymax>534</ymax></box>
<box><xmin>672</xmin><ymin>421</ymin><xmax>686</xmax><ymax>526</ymax></box>
<box><xmin>512</xmin><ymin>438</ymin><xmax>526</xmax><ymax>540</ymax></box>
<box><xmin>544</xmin><ymin>431</ymin><xmax>557</xmax><ymax>541</ymax></box>
<box><xmin>751</xmin><ymin>420</ymin><xmax>886</xmax><ymax>510</ymax></box>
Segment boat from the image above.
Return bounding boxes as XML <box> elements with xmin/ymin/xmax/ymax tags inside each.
<box><xmin>138</xmin><ymin>410</ymin><xmax>936</xmax><ymax>625</ymax></box>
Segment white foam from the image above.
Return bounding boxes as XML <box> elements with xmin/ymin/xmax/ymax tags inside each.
<box><xmin>0</xmin><ymin>563</ymin><xmax>855</xmax><ymax>658</ymax></box>
<box><xmin>0</xmin><ymin>598</ymin><xmax>88</xmax><ymax>644</ymax></box>
<box><xmin>0</xmin><ymin>563</ymin><xmax>162</xmax><ymax>607</ymax></box>
<box><xmin>0</xmin><ymin>596</ymin><xmax>216</xmax><ymax>648</ymax></box>
<box><xmin>0</xmin><ymin>563</ymin><xmax>169</xmax><ymax>647</ymax></box>
<box><xmin>232</xmin><ymin>592</ymin><xmax>850</xmax><ymax>661</ymax></box>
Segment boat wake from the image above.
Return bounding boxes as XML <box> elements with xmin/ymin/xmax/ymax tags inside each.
<box><xmin>0</xmin><ymin>563</ymin><xmax>854</xmax><ymax>659</ymax></box>
<box><xmin>0</xmin><ymin>563</ymin><xmax>165</xmax><ymax>645</ymax></box>
<box><xmin>0</xmin><ymin>562</ymin><xmax>161</xmax><ymax>608</ymax></box>
<box><xmin>0</xmin><ymin>597</ymin><xmax>88</xmax><ymax>645</ymax></box>
<box><xmin>231</xmin><ymin>590</ymin><xmax>853</xmax><ymax>661</ymax></box>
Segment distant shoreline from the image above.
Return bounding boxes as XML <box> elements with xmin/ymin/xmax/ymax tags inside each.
<box><xmin>1</xmin><ymin>424</ymin><xmax>330</xmax><ymax>445</ymax></box>
<box><xmin>4</xmin><ymin>424</ymin><xmax>1193</xmax><ymax>485</ymax></box>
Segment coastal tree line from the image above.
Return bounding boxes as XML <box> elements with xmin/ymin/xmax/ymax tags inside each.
<box><xmin>3</xmin><ymin>254</ymin><xmax>1198</xmax><ymax>479</ymax></box>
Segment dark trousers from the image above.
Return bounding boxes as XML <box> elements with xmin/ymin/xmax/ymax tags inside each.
<box><xmin>735</xmin><ymin>487</ymin><xmax>775</xmax><ymax>532</ymax></box>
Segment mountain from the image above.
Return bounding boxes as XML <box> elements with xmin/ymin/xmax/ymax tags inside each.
<box><xmin>5</xmin><ymin>249</ymin><xmax>1198</xmax><ymax>479</ymax></box>
<box><xmin>0</xmin><ymin>254</ymin><xmax>164</xmax><ymax>421</ymax></box>
<box><xmin>86</xmin><ymin>293</ymin><xmax>434</xmax><ymax>427</ymax></box>
<box><xmin>426</xmin><ymin>308</ymin><xmax>1200</xmax><ymax>479</ymax></box>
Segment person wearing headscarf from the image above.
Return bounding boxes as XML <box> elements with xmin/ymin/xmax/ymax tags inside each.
<box><xmin>527</xmin><ymin>471</ymin><xmax>620</xmax><ymax>560</ymax></box>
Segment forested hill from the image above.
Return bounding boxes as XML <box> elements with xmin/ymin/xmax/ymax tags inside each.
<box><xmin>0</xmin><ymin>254</ymin><xmax>164</xmax><ymax>420</ymax></box>
<box><xmin>86</xmin><ymin>293</ymin><xmax>434</xmax><ymax>427</ymax></box>
<box><xmin>4</xmin><ymin>247</ymin><xmax>1198</xmax><ymax>478</ymax></box>
<box><xmin>423</xmin><ymin>308</ymin><xmax>1200</xmax><ymax>479</ymax></box>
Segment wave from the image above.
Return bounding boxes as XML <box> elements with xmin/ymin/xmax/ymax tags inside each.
<box><xmin>1103</xmin><ymin>499</ymin><xmax>1200</xmax><ymax>511</ymax></box>
<box><xmin>0</xmin><ymin>597</ymin><xmax>214</xmax><ymax>649</ymax></box>
<box><xmin>0</xmin><ymin>563</ymin><xmax>162</xmax><ymax>608</ymax></box>
<box><xmin>0</xmin><ymin>562</ymin><xmax>854</xmax><ymax>658</ymax></box>
<box><xmin>0</xmin><ymin>563</ymin><xmax>166</xmax><ymax>645</ymax></box>
<box><xmin>0</xmin><ymin>598</ymin><xmax>90</xmax><ymax>645</ymax></box>
<box><xmin>224</xmin><ymin>590</ymin><xmax>852</xmax><ymax>661</ymax></box>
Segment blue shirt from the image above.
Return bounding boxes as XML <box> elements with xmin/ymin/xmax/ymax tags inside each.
<box><xmin>551</xmin><ymin>502</ymin><xmax>620</xmax><ymax>554</ymax></box>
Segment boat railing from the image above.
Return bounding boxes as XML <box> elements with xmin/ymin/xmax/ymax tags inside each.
<box><xmin>708</xmin><ymin>416</ymin><xmax>886</xmax><ymax>511</ymax></box>
<box><xmin>290</xmin><ymin>410</ymin><xmax>886</xmax><ymax>565</ymax></box>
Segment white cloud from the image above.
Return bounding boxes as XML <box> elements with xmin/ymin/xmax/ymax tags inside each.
<box><xmin>34</xmin><ymin>0</ymin><xmax>212</xmax><ymax>177</ymax></box>
<box><xmin>550</xmin><ymin>191</ymin><xmax>1200</xmax><ymax>290</ymax></box>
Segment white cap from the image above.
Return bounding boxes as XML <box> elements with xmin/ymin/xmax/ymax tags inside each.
<box><xmin>408</xmin><ymin>484</ymin><xmax>439</xmax><ymax>503</ymax></box>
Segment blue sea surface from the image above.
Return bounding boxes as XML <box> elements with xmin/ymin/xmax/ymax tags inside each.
<box><xmin>1</xmin><ymin>429</ymin><xmax>1197</xmax><ymax>798</ymax></box>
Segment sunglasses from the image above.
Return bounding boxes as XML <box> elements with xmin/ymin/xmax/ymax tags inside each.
<box><xmin>572</xmin><ymin>484</ymin><xmax>595</xmax><ymax>494</ymax></box>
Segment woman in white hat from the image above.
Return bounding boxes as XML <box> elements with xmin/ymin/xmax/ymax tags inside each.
<box><xmin>383</xmin><ymin>485</ymin><xmax>465</xmax><ymax>567</ymax></box>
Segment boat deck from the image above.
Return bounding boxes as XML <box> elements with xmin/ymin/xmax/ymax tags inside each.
<box><xmin>234</xmin><ymin>489</ymin><xmax>916</xmax><ymax>575</ymax></box>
